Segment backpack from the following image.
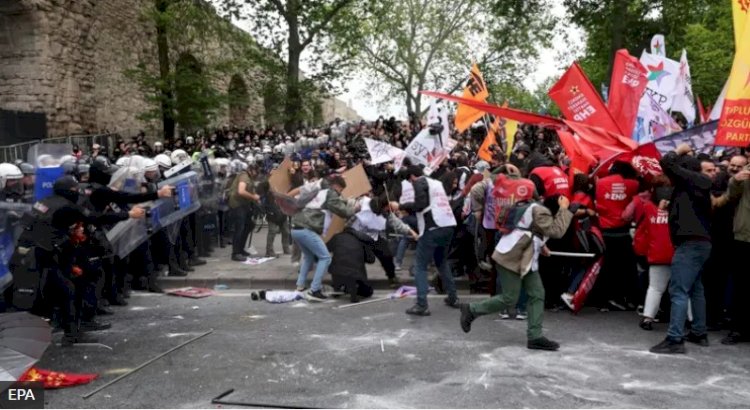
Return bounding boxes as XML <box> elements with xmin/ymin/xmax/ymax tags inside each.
<box><xmin>497</xmin><ymin>201</ymin><xmax>535</xmax><ymax>234</ymax></box>
<box><xmin>274</xmin><ymin>180</ymin><xmax>323</xmax><ymax>216</ymax></box>
<box><xmin>492</xmin><ymin>174</ymin><xmax>535</xmax><ymax>234</ymax></box>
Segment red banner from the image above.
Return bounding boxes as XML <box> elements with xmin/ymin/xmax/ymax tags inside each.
<box><xmin>608</xmin><ymin>49</ymin><xmax>648</xmax><ymax>137</ymax></box>
<box><xmin>716</xmin><ymin>99</ymin><xmax>750</xmax><ymax>147</ymax></box>
<box><xmin>564</xmin><ymin>121</ymin><xmax>637</xmax><ymax>160</ymax></box>
<box><xmin>549</xmin><ymin>62</ymin><xmax>623</xmax><ymax>135</ymax></box>
<box><xmin>557</xmin><ymin>129</ymin><xmax>597</xmax><ymax>182</ymax></box>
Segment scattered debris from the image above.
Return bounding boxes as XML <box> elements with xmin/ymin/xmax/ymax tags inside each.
<box><xmin>380</xmin><ymin>339</ymin><xmax>385</xmax><ymax>353</ymax></box>
<box><xmin>242</xmin><ymin>257</ymin><xmax>275</xmax><ymax>265</ymax></box>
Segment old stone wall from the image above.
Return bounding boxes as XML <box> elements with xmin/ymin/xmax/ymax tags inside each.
<box><xmin>0</xmin><ymin>0</ymin><xmax>358</xmax><ymax>140</ymax></box>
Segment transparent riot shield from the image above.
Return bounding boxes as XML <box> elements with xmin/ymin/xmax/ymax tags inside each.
<box><xmin>0</xmin><ymin>202</ymin><xmax>32</xmax><ymax>292</ymax></box>
<box><xmin>27</xmin><ymin>144</ymin><xmax>73</xmax><ymax>201</ymax></box>
<box><xmin>105</xmin><ymin>171</ymin><xmax>201</xmax><ymax>259</ymax></box>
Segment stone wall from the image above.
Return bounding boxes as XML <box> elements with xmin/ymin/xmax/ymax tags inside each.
<box><xmin>322</xmin><ymin>97</ymin><xmax>362</xmax><ymax>123</ymax></box>
<box><xmin>0</xmin><ymin>0</ymin><xmax>358</xmax><ymax>140</ymax></box>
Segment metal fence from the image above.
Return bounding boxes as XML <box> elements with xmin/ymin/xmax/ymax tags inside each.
<box><xmin>0</xmin><ymin>133</ymin><xmax>120</xmax><ymax>163</ymax></box>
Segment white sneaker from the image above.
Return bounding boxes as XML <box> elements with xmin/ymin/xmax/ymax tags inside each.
<box><xmin>292</xmin><ymin>261</ymin><xmax>300</xmax><ymax>268</ymax></box>
<box><xmin>498</xmin><ymin>310</ymin><xmax>510</xmax><ymax>320</ymax></box>
<box><xmin>515</xmin><ymin>311</ymin><xmax>527</xmax><ymax>320</ymax></box>
<box><xmin>560</xmin><ymin>293</ymin><xmax>574</xmax><ymax>311</ymax></box>
<box><xmin>246</xmin><ymin>246</ymin><xmax>259</xmax><ymax>256</ymax></box>
<box><xmin>394</xmin><ymin>264</ymin><xmax>402</xmax><ymax>272</ymax></box>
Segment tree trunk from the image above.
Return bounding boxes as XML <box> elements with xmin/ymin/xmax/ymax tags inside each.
<box><xmin>156</xmin><ymin>0</ymin><xmax>175</xmax><ymax>141</ymax></box>
<box><xmin>606</xmin><ymin>0</ymin><xmax>628</xmax><ymax>86</ymax></box>
<box><xmin>284</xmin><ymin>0</ymin><xmax>302</xmax><ymax>133</ymax></box>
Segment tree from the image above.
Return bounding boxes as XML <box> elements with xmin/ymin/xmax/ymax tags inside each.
<box><xmin>564</xmin><ymin>0</ymin><xmax>733</xmax><ymax>104</ymax></box>
<box><xmin>127</xmin><ymin>0</ymin><xmax>279</xmax><ymax>139</ymax></box>
<box><xmin>337</xmin><ymin>0</ymin><xmax>556</xmax><ymax>116</ymax></box>
<box><xmin>216</xmin><ymin>0</ymin><xmax>360</xmax><ymax>132</ymax></box>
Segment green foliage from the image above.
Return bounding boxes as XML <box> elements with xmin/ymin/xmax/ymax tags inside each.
<box><xmin>566</xmin><ymin>0</ymin><xmax>733</xmax><ymax>104</ymax></box>
<box><xmin>337</xmin><ymin>0</ymin><xmax>557</xmax><ymax>116</ymax></box>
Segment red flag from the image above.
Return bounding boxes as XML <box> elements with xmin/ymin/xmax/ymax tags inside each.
<box><xmin>548</xmin><ymin>62</ymin><xmax>623</xmax><ymax>135</ymax></box>
<box><xmin>420</xmin><ymin>91</ymin><xmax>564</xmax><ymax>128</ymax></box>
<box><xmin>571</xmin><ymin>256</ymin><xmax>604</xmax><ymax>313</ymax></box>
<box><xmin>696</xmin><ymin>95</ymin><xmax>708</xmax><ymax>124</ymax></box>
<box><xmin>557</xmin><ymin>129</ymin><xmax>597</xmax><ymax>184</ymax></box>
<box><xmin>608</xmin><ymin>49</ymin><xmax>648</xmax><ymax>137</ymax></box>
<box><xmin>564</xmin><ymin>121</ymin><xmax>637</xmax><ymax>160</ymax></box>
<box><xmin>19</xmin><ymin>367</ymin><xmax>98</xmax><ymax>389</ymax></box>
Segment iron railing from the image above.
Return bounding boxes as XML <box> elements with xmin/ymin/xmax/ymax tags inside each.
<box><xmin>0</xmin><ymin>133</ymin><xmax>120</xmax><ymax>163</ymax></box>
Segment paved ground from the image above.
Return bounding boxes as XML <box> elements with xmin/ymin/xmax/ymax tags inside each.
<box><xmin>39</xmin><ymin>289</ymin><xmax>750</xmax><ymax>409</ymax></box>
<box><xmin>156</xmin><ymin>226</ymin><xmax>469</xmax><ymax>290</ymax></box>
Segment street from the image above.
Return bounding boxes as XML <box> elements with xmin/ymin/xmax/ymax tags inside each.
<box><xmin>39</xmin><ymin>288</ymin><xmax>750</xmax><ymax>408</ymax></box>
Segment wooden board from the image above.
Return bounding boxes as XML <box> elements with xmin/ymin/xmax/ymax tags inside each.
<box><xmin>268</xmin><ymin>157</ymin><xmax>293</xmax><ymax>194</ymax></box>
<box><xmin>323</xmin><ymin>164</ymin><xmax>372</xmax><ymax>242</ymax></box>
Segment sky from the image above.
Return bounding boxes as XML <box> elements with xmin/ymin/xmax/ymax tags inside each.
<box><xmin>223</xmin><ymin>0</ymin><xmax>585</xmax><ymax>121</ymax></box>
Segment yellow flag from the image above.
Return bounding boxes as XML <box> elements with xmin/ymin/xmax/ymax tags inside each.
<box><xmin>733</xmin><ymin>0</ymin><xmax>750</xmax><ymax>50</ymax></box>
<box><xmin>454</xmin><ymin>64</ymin><xmax>489</xmax><ymax>133</ymax></box>
<box><xmin>505</xmin><ymin>119</ymin><xmax>519</xmax><ymax>158</ymax></box>
<box><xmin>716</xmin><ymin>10</ymin><xmax>750</xmax><ymax>147</ymax></box>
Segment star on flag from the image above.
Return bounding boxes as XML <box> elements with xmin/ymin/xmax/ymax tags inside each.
<box><xmin>653</xmin><ymin>40</ymin><xmax>662</xmax><ymax>54</ymax></box>
<box><xmin>570</xmin><ymin>85</ymin><xmax>580</xmax><ymax>94</ymax></box>
<box><xmin>647</xmin><ymin>62</ymin><xmax>670</xmax><ymax>85</ymax></box>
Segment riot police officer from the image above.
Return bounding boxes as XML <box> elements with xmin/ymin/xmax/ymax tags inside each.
<box><xmin>18</xmin><ymin>163</ymin><xmax>36</xmax><ymax>203</ymax></box>
<box><xmin>0</xmin><ymin>163</ymin><xmax>24</xmax><ymax>203</ymax></box>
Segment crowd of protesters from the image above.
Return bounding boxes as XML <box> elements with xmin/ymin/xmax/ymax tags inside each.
<box><xmin>2</xmin><ymin>110</ymin><xmax>749</xmax><ymax>353</ymax></box>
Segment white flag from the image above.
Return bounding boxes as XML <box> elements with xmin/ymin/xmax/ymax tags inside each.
<box><xmin>634</xmin><ymin>92</ymin><xmax>683</xmax><ymax>144</ymax></box>
<box><xmin>710</xmin><ymin>80</ymin><xmax>728</xmax><ymax>121</ymax></box>
<box><xmin>364</xmin><ymin>138</ymin><xmax>405</xmax><ymax>165</ymax></box>
<box><xmin>403</xmin><ymin>128</ymin><xmax>457</xmax><ymax>174</ymax></box>
<box><xmin>639</xmin><ymin>51</ymin><xmax>681</xmax><ymax>110</ymax></box>
<box><xmin>671</xmin><ymin>49</ymin><xmax>696</xmax><ymax>124</ymax></box>
<box><xmin>650</xmin><ymin>34</ymin><xmax>666</xmax><ymax>57</ymax></box>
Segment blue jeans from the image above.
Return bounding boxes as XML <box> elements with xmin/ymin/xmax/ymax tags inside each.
<box><xmin>291</xmin><ymin>229</ymin><xmax>331</xmax><ymax>292</ymax></box>
<box><xmin>395</xmin><ymin>215</ymin><xmax>418</xmax><ymax>266</ymax></box>
<box><xmin>414</xmin><ymin>227</ymin><xmax>457</xmax><ymax>307</ymax></box>
<box><xmin>667</xmin><ymin>240</ymin><xmax>711</xmax><ymax>341</ymax></box>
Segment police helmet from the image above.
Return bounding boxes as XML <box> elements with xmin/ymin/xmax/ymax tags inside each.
<box><xmin>170</xmin><ymin>149</ymin><xmax>189</xmax><ymax>165</ymax></box>
<box><xmin>18</xmin><ymin>163</ymin><xmax>35</xmax><ymax>175</ymax></box>
<box><xmin>0</xmin><ymin>163</ymin><xmax>23</xmax><ymax>189</ymax></box>
<box><xmin>154</xmin><ymin>154</ymin><xmax>172</xmax><ymax>170</ymax></box>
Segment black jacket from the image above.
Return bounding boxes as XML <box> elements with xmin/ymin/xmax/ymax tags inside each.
<box><xmin>327</xmin><ymin>228</ymin><xmax>376</xmax><ymax>282</ymax></box>
<box><xmin>659</xmin><ymin>152</ymin><xmax>712</xmax><ymax>245</ymax></box>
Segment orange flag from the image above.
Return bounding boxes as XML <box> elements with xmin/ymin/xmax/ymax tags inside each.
<box><xmin>454</xmin><ymin>64</ymin><xmax>490</xmax><ymax>133</ymax></box>
<box><xmin>20</xmin><ymin>367</ymin><xmax>98</xmax><ymax>389</ymax></box>
<box><xmin>477</xmin><ymin>115</ymin><xmax>501</xmax><ymax>161</ymax></box>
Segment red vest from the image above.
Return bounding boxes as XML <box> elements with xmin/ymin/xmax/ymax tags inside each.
<box><xmin>530</xmin><ymin>166</ymin><xmax>570</xmax><ymax>198</ymax></box>
<box><xmin>595</xmin><ymin>175</ymin><xmax>638</xmax><ymax>229</ymax></box>
<box><xmin>642</xmin><ymin>202</ymin><xmax>674</xmax><ymax>265</ymax></box>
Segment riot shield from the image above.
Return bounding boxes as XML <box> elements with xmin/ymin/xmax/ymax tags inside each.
<box><xmin>27</xmin><ymin>144</ymin><xmax>73</xmax><ymax>201</ymax></box>
<box><xmin>0</xmin><ymin>202</ymin><xmax>32</xmax><ymax>292</ymax></box>
<box><xmin>105</xmin><ymin>171</ymin><xmax>201</xmax><ymax>259</ymax></box>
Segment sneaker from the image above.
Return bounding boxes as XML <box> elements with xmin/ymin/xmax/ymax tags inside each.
<box><xmin>639</xmin><ymin>318</ymin><xmax>654</xmax><ymax>331</ymax></box>
<box><xmin>292</xmin><ymin>261</ymin><xmax>300</xmax><ymax>268</ymax></box>
<box><xmin>394</xmin><ymin>263</ymin><xmax>403</xmax><ymax>272</ymax></box>
<box><xmin>405</xmin><ymin>304</ymin><xmax>431</xmax><ymax>316</ymax></box>
<box><xmin>560</xmin><ymin>293</ymin><xmax>574</xmax><ymax>311</ymax></box>
<box><xmin>515</xmin><ymin>311</ymin><xmax>527</xmax><ymax>321</ymax></box>
<box><xmin>460</xmin><ymin>304</ymin><xmax>475</xmax><ymax>333</ymax></box>
<box><xmin>444</xmin><ymin>296</ymin><xmax>459</xmax><ymax>308</ymax></box>
<box><xmin>685</xmin><ymin>332</ymin><xmax>709</xmax><ymax>347</ymax></box>
<box><xmin>240</xmin><ymin>250</ymin><xmax>251</xmax><ymax>257</ymax></box>
<box><xmin>388</xmin><ymin>277</ymin><xmax>402</xmax><ymax>289</ymax></box>
<box><xmin>636</xmin><ymin>305</ymin><xmax>645</xmax><ymax>316</ymax></box>
<box><xmin>649</xmin><ymin>338</ymin><xmax>686</xmax><ymax>354</ymax></box>
<box><xmin>295</xmin><ymin>286</ymin><xmax>305</xmax><ymax>292</ymax></box>
<box><xmin>305</xmin><ymin>289</ymin><xmax>327</xmax><ymax>302</ymax></box>
<box><xmin>231</xmin><ymin>254</ymin><xmax>246</xmax><ymax>262</ymax></box>
<box><xmin>498</xmin><ymin>309</ymin><xmax>510</xmax><ymax>320</ymax></box>
<box><xmin>721</xmin><ymin>331</ymin><xmax>749</xmax><ymax>345</ymax></box>
<box><xmin>527</xmin><ymin>337</ymin><xmax>560</xmax><ymax>351</ymax></box>
<box><xmin>246</xmin><ymin>246</ymin><xmax>259</xmax><ymax>256</ymax></box>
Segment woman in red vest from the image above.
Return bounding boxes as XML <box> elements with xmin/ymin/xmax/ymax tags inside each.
<box><xmin>635</xmin><ymin>185</ymin><xmax>680</xmax><ymax>330</ymax></box>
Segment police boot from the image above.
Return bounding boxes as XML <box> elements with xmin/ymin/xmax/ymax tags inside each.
<box><xmin>179</xmin><ymin>254</ymin><xmax>195</xmax><ymax>272</ymax></box>
<box><xmin>147</xmin><ymin>274</ymin><xmax>164</xmax><ymax>294</ymax></box>
<box><xmin>61</xmin><ymin>324</ymin><xmax>98</xmax><ymax>346</ymax></box>
<box><xmin>80</xmin><ymin>319</ymin><xmax>112</xmax><ymax>332</ymax></box>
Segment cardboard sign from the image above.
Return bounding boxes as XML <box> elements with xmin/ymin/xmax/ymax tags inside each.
<box><xmin>269</xmin><ymin>157</ymin><xmax>293</xmax><ymax>194</ymax></box>
<box><xmin>323</xmin><ymin>164</ymin><xmax>372</xmax><ymax>242</ymax></box>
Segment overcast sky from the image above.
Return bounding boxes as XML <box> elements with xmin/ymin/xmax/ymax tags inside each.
<box><xmin>225</xmin><ymin>1</ymin><xmax>584</xmax><ymax>121</ymax></box>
